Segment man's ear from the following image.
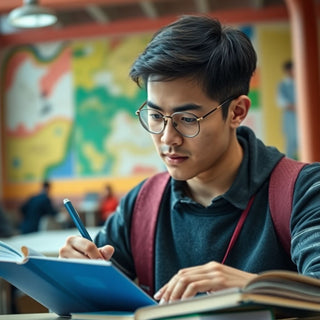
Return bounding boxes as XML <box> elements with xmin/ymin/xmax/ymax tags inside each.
<box><xmin>229</xmin><ymin>95</ymin><xmax>251</xmax><ymax>128</ymax></box>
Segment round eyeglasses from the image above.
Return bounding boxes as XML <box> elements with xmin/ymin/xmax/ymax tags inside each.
<box><xmin>135</xmin><ymin>96</ymin><xmax>236</xmax><ymax>138</ymax></box>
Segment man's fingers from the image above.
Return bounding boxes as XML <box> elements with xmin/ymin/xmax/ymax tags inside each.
<box><xmin>59</xmin><ymin>235</ymin><xmax>105</xmax><ymax>259</ymax></box>
<box><xmin>99</xmin><ymin>245</ymin><xmax>115</xmax><ymax>260</ymax></box>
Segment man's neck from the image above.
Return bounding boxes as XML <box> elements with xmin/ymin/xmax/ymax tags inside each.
<box><xmin>186</xmin><ymin>140</ymin><xmax>243</xmax><ymax>207</ymax></box>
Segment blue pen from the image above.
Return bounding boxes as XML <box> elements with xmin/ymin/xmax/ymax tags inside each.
<box><xmin>63</xmin><ymin>198</ymin><xmax>93</xmax><ymax>242</ymax></box>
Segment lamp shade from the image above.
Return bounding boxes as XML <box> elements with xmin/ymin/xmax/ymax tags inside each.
<box><xmin>8</xmin><ymin>0</ymin><xmax>57</xmax><ymax>29</ymax></box>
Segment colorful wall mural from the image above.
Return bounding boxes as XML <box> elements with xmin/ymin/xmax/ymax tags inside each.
<box><xmin>0</xmin><ymin>23</ymin><xmax>291</xmax><ymax>202</ymax></box>
<box><xmin>1</xmin><ymin>34</ymin><xmax>166</xmax><ymax>199</ymax></box>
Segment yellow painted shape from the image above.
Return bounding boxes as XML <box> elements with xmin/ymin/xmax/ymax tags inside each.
<box><xmin>105</xmin><ymin>35</ymin><xmax>152</xmax><ymax>98</ymax></box>
<box><xmin>6</xmin><ymin>118</ymin><xmax>72</xmax><ymax>181</ymax></box>
<box><xmin>72</xmin><ymin>40</ymin><xmax>108</xmax><ymax>89</ymax></box>
<box><xmin>256</xmin><ymin>24</ymin><xmax>292</xmax><ymax>152</ymax></box>
<box><xmin>72</xmin><ymin>36</ymin><xmax>151</xmax><ymax>97</ymax></box>
<box><xmin>82</xmin><ymin>142</ymin><xmax>106</xmax><ymax>172</ymax></box>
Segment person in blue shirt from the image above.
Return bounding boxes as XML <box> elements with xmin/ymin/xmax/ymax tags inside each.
<box><xmin>59</xmin><ymin>16</ymin><xmax>320</xmax><ymax>304</ymax></box>
<box><xmin>20</xmin><ymin>180</ymin><xmax>57</xmax><ymax>234</ymax></box>
<box><xmin>277</xmin><ymin>60</ymin><xmax>298</xmax><ymax>159</ymax></box>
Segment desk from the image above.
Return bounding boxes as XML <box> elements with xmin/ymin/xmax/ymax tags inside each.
<box><xmin>0</xmin><ymin>314</ymin><xmax>121</xmax><ymax>319</ymax></box>
<box><xmin>0</xmin><ymin>314</ymin><xmax>63</xmax><ymax>320</ymax></box>
<box><xmin>0</xmin><ymin>314</ymin><xmax>129</xmax><ymax>320</ymax></box>
<box><xmin>0</xmin><ymin>314</ymin><xmax>320</xmax><ymax>320</ymax></box>
<box><xmin>0</xmin><ymin>313</ymin><xmax>132</xmax><ymax>320</ymax></box>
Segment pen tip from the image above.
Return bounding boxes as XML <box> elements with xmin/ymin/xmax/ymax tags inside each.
<box><xmin>63</xmin><ymin>198</ymin><xmax>70</xmax><ymax>204</ymax></box>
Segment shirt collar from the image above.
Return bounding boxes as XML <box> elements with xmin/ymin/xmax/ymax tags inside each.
<box><xmin>169</xmin><ymin>126</ymin><xmax>283</xmax><ymax>211</ymax></box>
<box><xmin>170</xmin><ymin>159</ymin><xmax>249</xmax><ymax>211</ymax></box>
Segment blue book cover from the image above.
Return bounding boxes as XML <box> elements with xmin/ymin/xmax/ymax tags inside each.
<box><xmin>0</xmin><ymin>241</ymin><xmax>156</xmax><ymax>316</ymax></box>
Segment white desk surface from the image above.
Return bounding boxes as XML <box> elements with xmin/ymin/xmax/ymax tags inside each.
<box><xmin>0</xmin><ymin>313</ymin><xmax>320</xmax><ymax>320</ymax></box>
<box><xmin>0</xmin><ymin>227</ymin><xmax>101</xmax><ymax>256</ymax></box>
<box><xmin>0</xmin><ymin>314</ymin><xmax>64</xmax><ymax>320</ymax></box>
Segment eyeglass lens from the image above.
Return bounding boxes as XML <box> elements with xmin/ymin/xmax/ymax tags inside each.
<box><xmin>138</xmin><ymin>108</ymin><xmax>199</xmax><ymax>137</ymax></box>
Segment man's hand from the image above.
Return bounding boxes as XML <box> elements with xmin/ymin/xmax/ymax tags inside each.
<box><xmin>59</xmin><ymin>235</ymin><xmax>115</xmax><ymax>260</ymax></box>
<box><xmin>153</xmin><ymin>261</ymin><xmax>257</xmax><ymax>304</ymax></box>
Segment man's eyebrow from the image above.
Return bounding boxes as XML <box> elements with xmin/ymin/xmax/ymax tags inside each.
<box><xmin>146</xmin><ymin>101</ymin><xmax>203</xmax><ymax>112</ymax></box>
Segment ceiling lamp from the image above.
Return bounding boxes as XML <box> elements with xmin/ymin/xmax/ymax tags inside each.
<box><xmin>8</xmin><ymin>0</ymin><xmax>57</xmax><ymax>29</ymax></box>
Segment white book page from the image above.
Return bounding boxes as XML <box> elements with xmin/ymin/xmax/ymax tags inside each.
<box><xmin>0</xmin><ymin>240</ymin><xmax>23</xmax><ymax>261</ymax></box>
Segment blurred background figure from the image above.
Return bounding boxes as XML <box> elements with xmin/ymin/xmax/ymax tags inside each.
<box><xmin>79</xmin><ymin>192</ymin><xmax>100</xmax><ymax>227</ymax></box>
<box><xmin>276</xmin><ymin>60</ymin><xmax>298</xmax><ymax>159</ymax></box>
<box><xmin>0</xmin><ymin>204</ymin><xmax>15</xmax><ymax>238</ymax></box>
<box><xmin>19</xmin><ymin>180</ymin><xmax>58</xmax><ymax>234</ymax></box>
<box><xmin>98</xmin><ymin>184</ymin><xmax>119</xmax><ymax>225</ymax></box>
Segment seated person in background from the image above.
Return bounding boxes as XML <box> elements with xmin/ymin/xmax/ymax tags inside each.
<box><xmin>0</xmin><ymin>205</ymin><xmax>15</xmax><ymax>238</ymax></box>
<box><xmin>19</xmin><ymin>180</ymin><xmax>57</xmax><ymax>234</ymax></box>
<box><xmin>60</xmin><ymin>16</ymin><xmax>320</xmax><ymax>304</ymax></box>
<box><xmin>98</xmin><ymin>184</ymin><xmax>119</xmax><ymax>224</ymax></box>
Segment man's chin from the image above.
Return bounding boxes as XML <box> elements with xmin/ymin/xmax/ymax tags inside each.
<box><xmin>166</xmin><ymin>168</ymin><xmax>193</xmax><ymax>181</ymax></box>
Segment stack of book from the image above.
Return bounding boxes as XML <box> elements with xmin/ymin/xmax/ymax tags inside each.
<box><xmin>1</xmin><ymin>240</ymin><xmax>320</xmax><ymax>319</ymax></box>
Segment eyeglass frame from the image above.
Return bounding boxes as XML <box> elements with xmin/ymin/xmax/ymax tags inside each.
<box><xmin>135</xmin><ymin>96</ymin><xmax>237</xmax><ymax>138</ymax></box>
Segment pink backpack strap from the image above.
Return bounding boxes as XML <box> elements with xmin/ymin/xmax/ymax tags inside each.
<box><xmin>269</xmin><ymin>157</ymin><xmax>306</xmax><ymax>255</ymax></box>
<box><xmin>130</xmin><ymin>172</ymin><xmax>170</xmax><ymax>296</ymax></box>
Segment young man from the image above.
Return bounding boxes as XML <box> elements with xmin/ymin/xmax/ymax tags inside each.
<box><xmin>60</xmin><ymin>16</ymin><xmax>320</xmax><ymax>304</ymax></box>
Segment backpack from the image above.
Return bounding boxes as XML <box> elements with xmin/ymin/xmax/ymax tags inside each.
<box><xmin>130</xmin><ymin>157</ymin><xmax>306</xmax><ymax>295</ymax></box>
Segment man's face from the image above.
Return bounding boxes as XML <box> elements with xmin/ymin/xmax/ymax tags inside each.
<box><xmin>146</xmin><ymin>76</ymin><xmax>238</xmax><ymax>182</ymax></box>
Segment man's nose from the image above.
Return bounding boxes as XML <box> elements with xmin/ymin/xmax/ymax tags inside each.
<box><xmin>160</xmin><ymin>117</ymin><xmax>182</xmax><ymax>145</ymax></box>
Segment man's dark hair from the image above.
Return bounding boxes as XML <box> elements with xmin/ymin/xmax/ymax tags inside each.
<box><xmin>129</xmin><ymin>15</ymin><xmax>257</xmax><ymax>118</ymax></box>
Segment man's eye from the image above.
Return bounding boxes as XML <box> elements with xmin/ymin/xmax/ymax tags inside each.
<box><xmin>149</xmin><ymin>113</ymin><xmax>162</xmax><ymax>121</ymax></box>
<box><xmin>180</xmin><ymin>115</ymin><xmax>196</xmax><ymax>124</ymax></box>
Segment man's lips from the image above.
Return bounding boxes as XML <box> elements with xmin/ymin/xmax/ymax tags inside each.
<box><xmin>163</xmin><ymin>153</ymin><xmax>188</xmax><ymax>164</ymax></box>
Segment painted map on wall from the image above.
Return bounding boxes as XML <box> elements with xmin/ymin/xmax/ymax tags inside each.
<box><xmin>2</xmin><ymin>35</ymin><xmax>164</xmax><ymax>183</ymax></box>
<box><xmin>2</xmin><ymin>26</ymin><xmax>261</xmax><ymax>184</ymax></box>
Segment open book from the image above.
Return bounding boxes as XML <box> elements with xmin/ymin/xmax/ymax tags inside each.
<box><xmin>2</xmin><ymin>240</ymin><xmax>320</xmax><ymax>319</ymax></box>
<box><xmin>0</xmin><ymin>240</ymin><xmax>156</xmax><ymax>316</ymax></box>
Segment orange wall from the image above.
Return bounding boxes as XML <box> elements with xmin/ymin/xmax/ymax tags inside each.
<box><xmin>3</xmin><ymin>174</ymin><xmax>150</xmax><ymax>204</ymax></box>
